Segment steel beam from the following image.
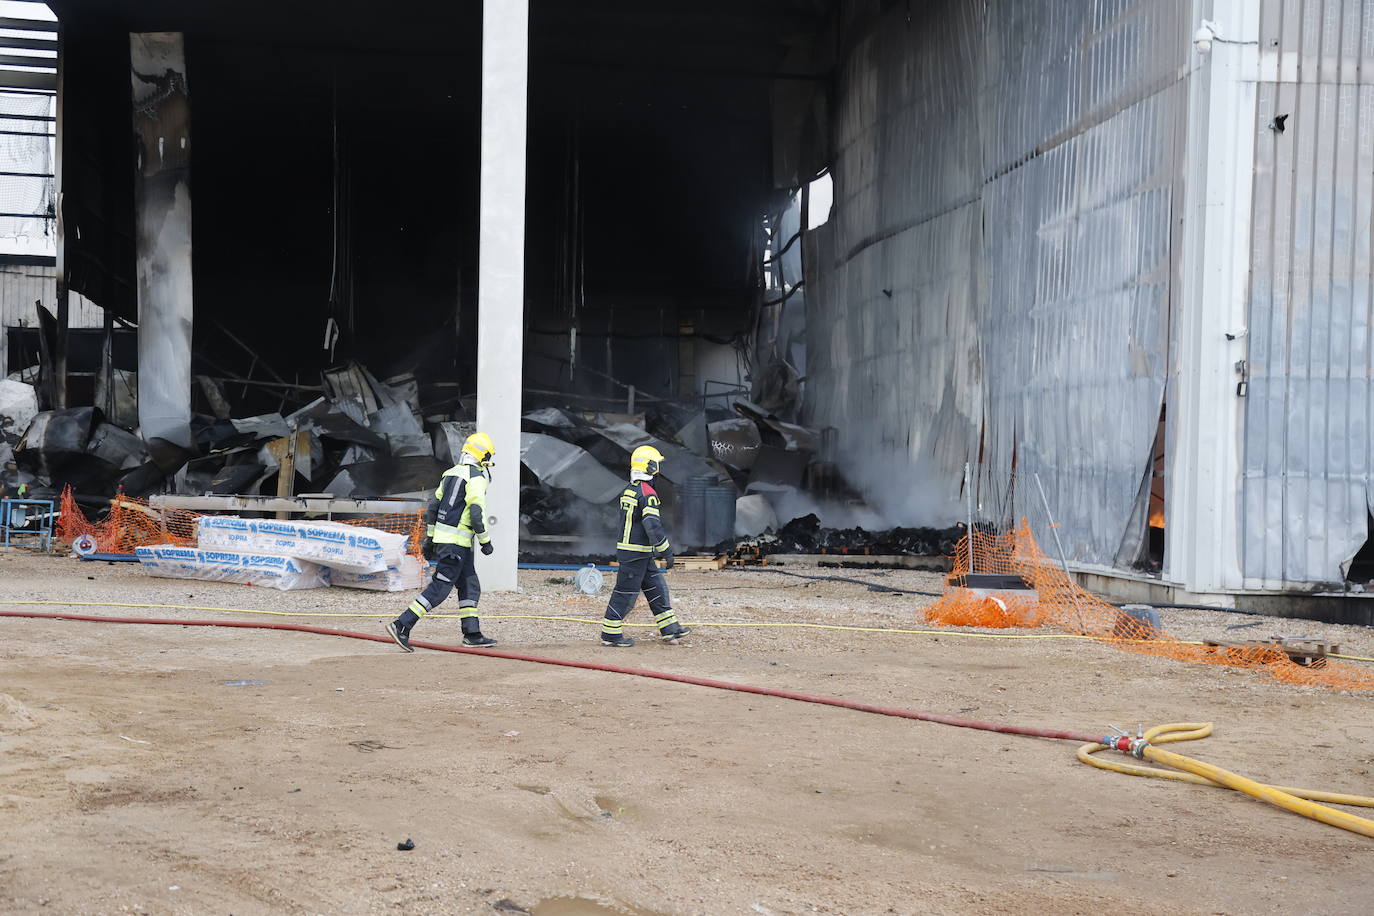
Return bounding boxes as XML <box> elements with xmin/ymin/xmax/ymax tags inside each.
<box><xmin>0</xmin><ymin>69</ymin><xmax>55</xmax><ymax>90</ymax></box>
<box><xmin>0</xmin><ymin>37</ymin><xmax>58</xmax><ymax>53</ymax></box>
<box><xmin>0</xmin><ymin>17</ymin><xmax>57</xmax><ymax>32</ymax></box>
<box><xmin>150</xmin><ymin>495</ymin><xmax>427</xmax><ymax>514</ymax></box>
<box><xmin>53</xmin><ymin>26</ymin><xmax>66</xmax><ymax>407</ymax></box>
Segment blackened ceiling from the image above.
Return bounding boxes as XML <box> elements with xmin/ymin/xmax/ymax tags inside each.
<box><xmin>47</xmin><ymin>0</ymin><xmax>833</xmax><ymax>394</ymax></box>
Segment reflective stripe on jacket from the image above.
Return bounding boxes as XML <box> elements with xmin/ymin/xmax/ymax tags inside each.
<box><xmin>431</xmin><ymin>463</ymin><xmax>491</xmax><ymax>546</ymax></box>
<box><xmin>615</xmin><ymin>480</ymin><xmax>670</xmax><ymax>554</ymax></box>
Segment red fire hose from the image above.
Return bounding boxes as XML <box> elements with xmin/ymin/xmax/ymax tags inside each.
<box><xmin>0</xmin><ymin>609</ymin><xmax>1102</xmax><ymax>744</ymax></box>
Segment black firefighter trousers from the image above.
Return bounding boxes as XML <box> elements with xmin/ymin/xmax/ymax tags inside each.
<box><xmin>600</xmin><ymin>552</ymin><xmax>680</xmax><ymax>640</ymax></box>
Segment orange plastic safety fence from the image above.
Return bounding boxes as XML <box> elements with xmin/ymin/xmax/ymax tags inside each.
<box><xmin>925</xmin><ymin>521</ymin><xmax>1374</xmax><ymax>691</ymax></box>
<box><xmin>56</xmin><ymin>486</ymin><xmax>426</xmax><ymax>559</ymax></box>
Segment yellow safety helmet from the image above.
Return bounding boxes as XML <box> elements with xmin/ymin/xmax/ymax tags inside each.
<box><xmin>462</xmin><ymin>431</ymin><xmax>496</xmax><ymax>466</ymax></box>
<box><xmin>630</xmin><ymin>445</ymin><xmax>665</xmax><ymax>476</ymax></box>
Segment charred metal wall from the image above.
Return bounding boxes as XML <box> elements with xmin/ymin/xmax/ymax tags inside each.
<box><xmin>804</xmin><ymin>0</ymin><xmax>1190</xmax><ymax>567</ymax></box>
<box><xmin>0</xmin><ymin>260</ymin><xmax>103</xmax><ymax>378</ymax></box>
<box><xmin>1242</xmin><ymin>0</ymin><xmax>1374</xmax><ymax>585</ymax></box>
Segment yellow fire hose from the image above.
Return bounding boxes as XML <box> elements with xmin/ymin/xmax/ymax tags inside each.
<box><xmin>1080</xmin><ymin>723</ymin><xmax>1374</xmax><ymax>838</ymax></box>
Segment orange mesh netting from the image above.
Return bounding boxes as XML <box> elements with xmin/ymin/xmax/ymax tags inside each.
<box><xmin>57</xmin><ymin>487</ymin><xmax>426</xmax><ymax>559</ymax></box>
<box><xmin>925</xmin><ymin>521</ymin><xmax>1374</xmax><ymax>691</ymax></box>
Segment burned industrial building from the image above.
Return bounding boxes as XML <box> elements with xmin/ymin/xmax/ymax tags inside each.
<box><xmin>3</xmin><ymin>0</ymin><xmax>1374</xmax><ymax>620</ymax></box>
<box><xmin>8</xmin><ymin>4</ymin><xmax>1374</xmax><ymax>910</ymax></box>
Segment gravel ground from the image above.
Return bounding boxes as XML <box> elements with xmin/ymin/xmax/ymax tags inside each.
<box><xmin>2</xmin><ymin>547</ymin><xmax>1373</xmax><ymax>915</ymax></box>
<box><xmin>11</xmin><ymin>552</ymin><xmax>1369</xmax><ymax>661</ymax></box>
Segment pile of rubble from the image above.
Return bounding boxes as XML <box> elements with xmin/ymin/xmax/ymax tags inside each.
<box><xmin>0</xmin><ymin>363</ymin><xmax>454</xmax><ymax>507</ymax></box>
<box><xmin>515</xmin><ymin>390</ymin><xmax>839</xmax><ymax>551</ymax></box>
<box><xmin>757</xmin><ymin>513</ymin><xmax>962</xmax><ymax>558</ymax></box>
<box><xmin>1</xmin><ymin>359</ymin><xmax>953</xmax><ymax>562</ymax></box>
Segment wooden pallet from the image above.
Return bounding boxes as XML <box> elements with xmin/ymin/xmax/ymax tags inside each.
<box><xmin>1202</xmin><ymin>637</ymin><xmax>1339</xmax><ymax>667</ymax></box>
<box><xmin>675</xmin><ymin>555</ymin><xmax>726</xmax><ymax>571</ymax></box>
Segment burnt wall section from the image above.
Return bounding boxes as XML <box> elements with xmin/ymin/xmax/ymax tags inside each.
<box><xmin>0</xmin><ymin>259</ymin><xmax>104</xmax><ymax>379</ymax></box>
<box><xmin>804</xmin><ymin>0</ymin><xmax>1188</xmax><ymax>567</ymax></box>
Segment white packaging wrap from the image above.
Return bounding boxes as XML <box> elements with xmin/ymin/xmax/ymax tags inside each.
<box><xmin>329</xmin><ymin>556</ymin><xmax>425</xmax><ymax>592</ymax></box>
<box><xmin>195</xmin><ymin>516</ymin><xmax>406</xmax><ymax>574</ymax></box>
<box><xmin>135</xmin><ymin>545</ymin><xmax>329</xmax><ymax>591</ymax></box>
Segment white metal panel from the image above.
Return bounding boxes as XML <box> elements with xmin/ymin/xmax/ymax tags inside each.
<box><xmin>1241</xmin><ymin>0</ymin><xmax>1374</xmax><ymax>585</ymax></box>
<box><xmin>1165</xmin><ymin>0</ymin><xmax>1259</xmax><ymax>593</ymax></box>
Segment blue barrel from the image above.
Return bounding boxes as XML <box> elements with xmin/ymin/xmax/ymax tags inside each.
<box><xmin>678</xmin><ymin>475</ymin><xmax>712</xmax><ymax>549</ymax></box>
<box><xmin>704</xmin><ymin>482</ymin><xmax>737</xmax><ymax>547</ymax></box>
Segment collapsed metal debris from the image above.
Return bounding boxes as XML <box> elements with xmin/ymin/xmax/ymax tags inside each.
<box><xmin>14</xmin><ymin>406</ymin><xmax>147</xmax><ymax>497</ymax></box>
<box><xmin>519</xmin><ymin>432</ymin><xmax>624</xmax><ymax>504</ymax></box>
<box><xmin>5</xmin><ymin>345</ymin><xmax>946</xmax><ymax>562</ymax></box>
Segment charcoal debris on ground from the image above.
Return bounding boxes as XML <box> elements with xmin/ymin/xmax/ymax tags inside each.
<box><xmin>759</xmin><ymin>513</ymin><xmax>962</xmax><ymax>558</ymax></box>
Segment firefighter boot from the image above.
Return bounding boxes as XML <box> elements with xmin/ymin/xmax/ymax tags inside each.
<box><xmin>659</xmin><ymin>622</ymin><xmax>692</xmax><ymax>643</ymax></box>
<box><xmin>461</xmin><ymin>616</ymin><xmax>497</xmax><ymax>647</ymax></box>
<box><xmin>386</xmin><ymin>609</ymin><xmax>420</xmax><ymax>652</ymax></box>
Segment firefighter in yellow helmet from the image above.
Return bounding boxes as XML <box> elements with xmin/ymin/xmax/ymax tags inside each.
<box><xmin>599</xmin><ymin>444</ymin><xmax>691</xmax><ymax>647</ymax></box>
<box><xmin>387</xmin><ymin>431</ymin><xmax>497</xmax><ymax>651</ymax></box>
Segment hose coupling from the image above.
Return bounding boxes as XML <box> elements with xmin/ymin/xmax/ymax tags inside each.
<box><xmin>1100</xmin><ymin>725</ymin><xmax>1150</xmax><ymax>758</ymax></box>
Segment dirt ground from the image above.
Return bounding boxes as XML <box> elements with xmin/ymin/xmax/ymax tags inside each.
<box><xmin>2</xmin><ymin>548</ymin><xmax>1374</xmax><ymax>916</ymax></box>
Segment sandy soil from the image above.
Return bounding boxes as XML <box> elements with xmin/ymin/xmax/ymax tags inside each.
<box><xmin>2</xmin><ymin>548</ymin><xmax>1373</xmax><ymax>915</ymax></box>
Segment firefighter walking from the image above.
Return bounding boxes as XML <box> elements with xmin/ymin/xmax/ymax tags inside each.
<box><xmin>386</xmin><ymin>432</ymin><xmax>499</xmax><ymax>651</ymax></box>
<box><xmin>600</xmin><ymin>445</ymin><xmax>691</xmax><ymax>647</ymax></box>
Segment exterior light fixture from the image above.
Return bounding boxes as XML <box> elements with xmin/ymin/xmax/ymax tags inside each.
<box><xmin>1193</xmin><ymin>20</ymin><xmax>1217</xmax><ymax>54</ymax></box>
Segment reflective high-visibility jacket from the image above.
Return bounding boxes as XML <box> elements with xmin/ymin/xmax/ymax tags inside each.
<box><xmin>428</xmin><ymin>463</ymin><xmax>490</xmax><ymax>547</ymax></box>
<box><xmin>615</xmin><ymin>480</ymin><xmax>670</xmax><ymax>554</ymax></box>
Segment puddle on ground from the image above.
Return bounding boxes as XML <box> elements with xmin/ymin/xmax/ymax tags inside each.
<box><xmin>532</xmin><ymin>896</ymin><xmax>663</xmax><ymax>916</ymax></box>
<box><xmin>593</xmin><ymin>794</ymin><xmax>634</xmax><ymax>818</ymax></box>
<box><xmin>515</xmin><ymin>788</ymin><xmax>636</xmax><ymax>827</ymax></box>
<box><xmin>552</xmin><ymin>797</ymin><xmax>605</xmax><ymax>825</ymax></box>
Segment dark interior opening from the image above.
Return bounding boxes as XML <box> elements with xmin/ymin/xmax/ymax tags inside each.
<box><xmin>47</xmin><ymin>0</ymin><xmax>825</xmax><ymax>419</ymax></box>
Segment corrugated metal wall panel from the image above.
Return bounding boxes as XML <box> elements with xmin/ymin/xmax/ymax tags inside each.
<box><xmin>0</xmin><ymin>262</ymin><xmax>104</xmax><ymax>377</ymax></box>
<box><xmin>1243</xmin><ymin>0</ymin><xmax>1374</xmax><ymax>584</ymax></box>
<box><xmin>805</xmin><ymin>0</ymin><xmax>1189</xmax><ymax>567</ymax></box>
<box><xmin>982</xmin><ymin>83</ymin><xmax>1181</xmax><ymax>563</ymax></box>
<box><xmin>805</xmin><ymin>0</ymin><xmax>984</xmax><ymax>526</ymax></box>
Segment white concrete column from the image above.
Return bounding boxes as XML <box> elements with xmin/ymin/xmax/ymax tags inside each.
<box><xmin>130</xmin><ymin>32</ymin><xmax>194</xmax><ymax>449</ymax></box>
<box><xmin>1167</xmin><ymin>2</ymin><xmax>1260</xmax><ymax>592</ymax></box>
<box><xmin>475</xmin><ymin>0</ymin><xmax>529</xmax><ymax>591</ymax></box>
